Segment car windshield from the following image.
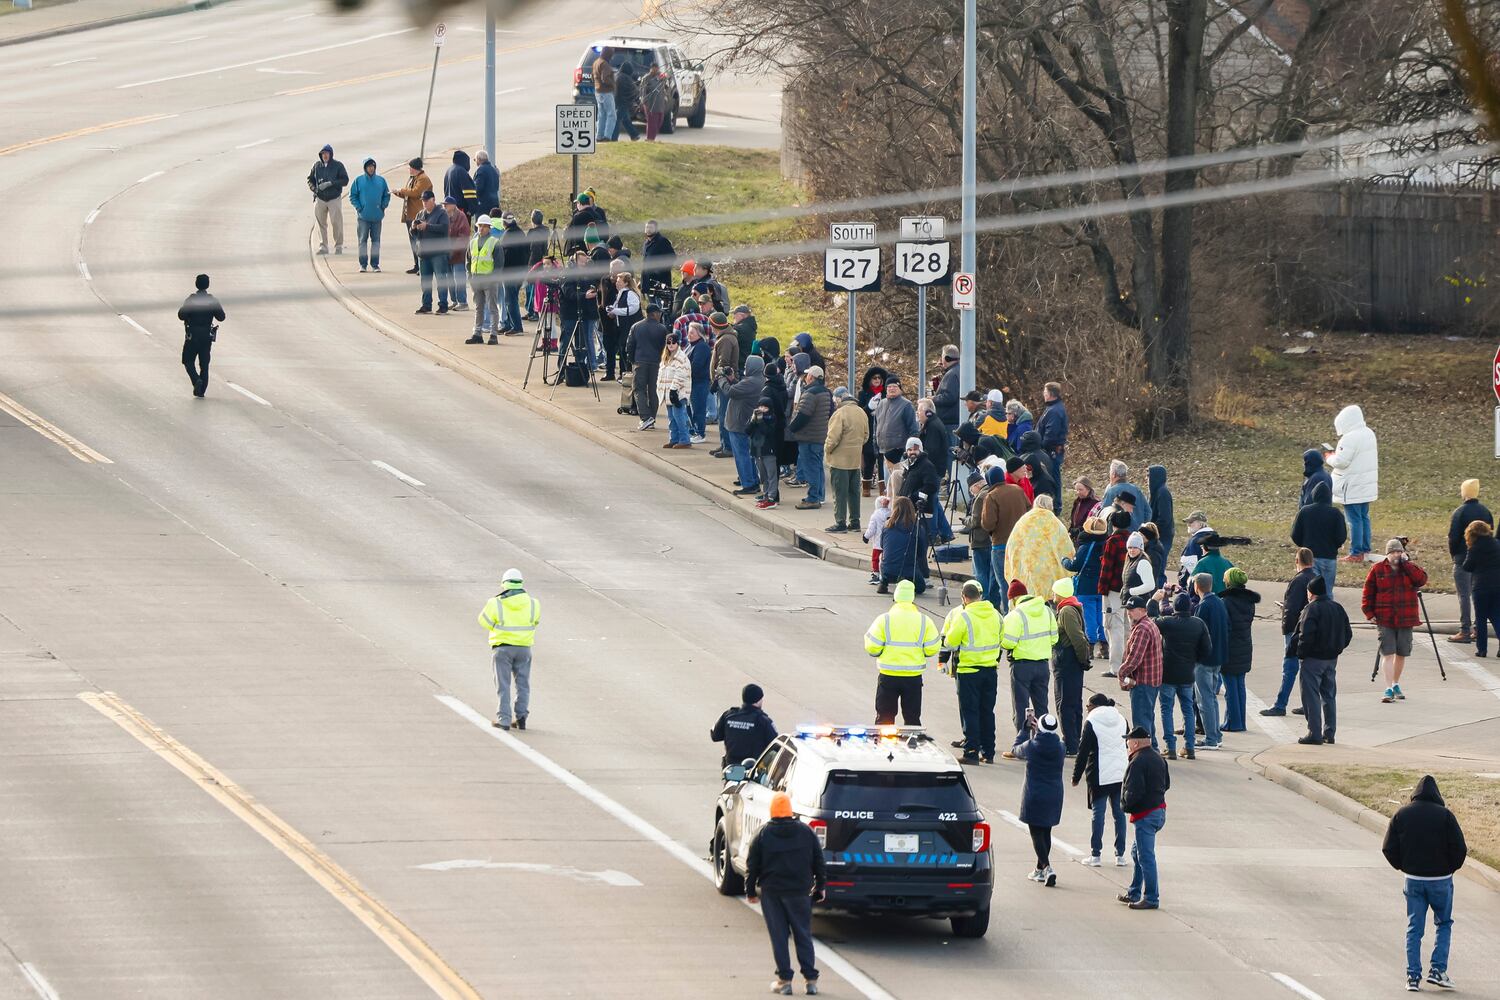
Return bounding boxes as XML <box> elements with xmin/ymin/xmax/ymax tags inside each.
<box><xmin>820</xmin><ymin>771</ymin><xmax>975</xmax><ymax>812</ymax></box>
<box><xmin>577</xmin><ymin>46</ymin><xmax>656</xmax><ymax>72</ymax></box>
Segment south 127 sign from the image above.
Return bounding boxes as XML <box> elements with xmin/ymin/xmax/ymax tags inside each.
<box><xmin>825</xmin><ymin>222</ymin><xmax>881</xmax><ymax>292</ymax></box>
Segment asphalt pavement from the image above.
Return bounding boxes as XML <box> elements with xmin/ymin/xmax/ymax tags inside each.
<box><xmin>2</xmin><ymin>2</ymin><xmax>1500</xmax><ymax>998</ymax></box>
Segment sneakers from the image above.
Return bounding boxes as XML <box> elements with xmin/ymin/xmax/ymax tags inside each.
<box><xmin>1080</xmin><ymin>855</ymin><xmax>1102</xmax><ymax>867</ymax></box>
<box><xmin>805</xmin><ymin>979</ymin><xmax>819</xmax><ymax>996</ymax></box>
<box><xmin>1426</xmin><ymin>970</ymin><xmax>1454</xmax><ymax>989</ymax></box>
<box><xmin>795</xmin><ymin>500</ymin><xmax>822</xmax><ymax>510</ymax></box>
<box><xmin>1043</xmin><ymin>866</ymin><xmax>1057</xmax><ymax>887</ymax></box>
<box><xmin>950</xmin><ymin>739</ymin><xmax>968</xmax><ymax>748</ymax></box>
<box><xmin>1199</xmin><ymin>743</ymin><xmax>1221</xmax><ymax>751</ymax></box>
<box><xmin>868</xmin><ymin>573</ymin><xmax>880</xmax><ymax>585</ymax></box>
<box><xmin>1259</xmin><ymin>707</ymin><xmax>1286</xmax><ymax>717</ymax></box>
<box><xmin>1394</xmin><ymin>685</ymin><xmax>1406</xmax><ymax>700</ymax></box>
<box><xmin>1027</xmin><ymin>869</ymin><xmax>1044</xmax><ymax>882</ymax></box>
<box><xmin>1407</xmin><ymin>976</ymin><xmax>1421</xmax><ymax>991</ymax></box>
<box><xmin>756</xmin><ymin>499</ymin><xmax>779</xmax><ymax>510</ymax></box>
<box><xmin>771</xmin><ymin>981</ymin><xmax>793</xmax><ymax>996</ymax></box>
<box><xmin>690</xmin><ymin>434</ymin><xmax>707</xmax><ymax>444</ymax></box>
<box><xmin>1383</xmin><ymin>687</ymin><xmax>1396</xmax><ymax>703</ymax></box>
<box><xmin>1115</xmin><ymin>854</ymin><xmax>1128</xmax><ymax>867</ymax></box>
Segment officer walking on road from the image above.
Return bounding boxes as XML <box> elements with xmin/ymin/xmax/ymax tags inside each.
<box><xmin>746</xmin><ymin>792</ymin><xmax>825</xmax><ymax>996</ymax></box>
<box><xmin>939</xmin><ymin>579</ymin><xmax>1003</xmax><ymax>763</ymax></box>
<box><xmin>477</xmin><ymin>568</ymin><xmax>541</xmax><ymax>731</ymax></box>
<box><xmin>711</xmin><ymin>683</ymin><xmax>778</xmax><ymax>767</ymax></box>
<box><xmin>177</xmin><ymin>273</ymin><xmax>224</xmax><ymax>398</ymax></box>
<box><xmin>864</xmin><ymin>578</ymin><xmax>940</xmax><ymax>725</ymax></box>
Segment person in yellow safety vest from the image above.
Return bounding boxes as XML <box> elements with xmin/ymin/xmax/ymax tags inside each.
<box><xmin>864</xmin><ymin>578</ymin><xmax>941</xmax><ymax>725</ymax></box>
<box><xmin>999</xmin><ymin>579</ymin><xmax>1058</xmax><ymax>759</ymax></box>
<box><xmin>465</xmin><ymin>215</ymin><xmax>502</xmax><ymax>346</ymax></box>
<box><xmin>477</xmin><ymin>567</ymin><xmax>541</xmax><ymax>731</ymax></box>
<box><xmin>940</xmin><ymin>579</ymin><xmax>1004</xmax><ymax>764</ymax></box>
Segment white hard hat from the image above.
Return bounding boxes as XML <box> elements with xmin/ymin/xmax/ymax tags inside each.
<box><xmin>501</xmin><ymin>567</ymin><xmax>523</xmax><ymax>584</ymax></box>
<box><xmin>476</xmin><ymin>214</ymin><xmax>493</xmax><ymax>227</ymax></box>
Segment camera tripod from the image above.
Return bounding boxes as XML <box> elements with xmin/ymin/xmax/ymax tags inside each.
<box><xmin>548</xmin><ymin>314</ymin><xmax>600</xmax><ymax>403</ymax></box>
<box><xmin>521</xmin><ymin>304</ymin><xmax>555</xmax><ymax>391</ymax></box>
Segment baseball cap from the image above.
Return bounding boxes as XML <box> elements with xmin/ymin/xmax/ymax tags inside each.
<box><xmin>1185</xmin><ymin>510</ymin><xmax>1208</xmax><ymax>524</ymax></box>
<box><xmin>1123</xmin><ymin>725</ymin><xmax>1151</xmax><ymax>740</ymax></box>
<box><xmin>806</xmin><ymin>365</ymin><xmax>824</xmax><ymax>378</ymax></box>
<box><xmin>963</xmin><ymin>389</ymin><xmax>983</xmax><ymax>402</ymax></box>
<box><xmin>1125</xmin><ymin>595</ymin><xmax>1149</xmax><ymax>610</ymax></box>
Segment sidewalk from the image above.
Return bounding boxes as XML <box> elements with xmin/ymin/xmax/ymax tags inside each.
<box><xmin>0</xmin><ymin>0</ymin><xmax>220</xmax><ymax>46</ymax></box>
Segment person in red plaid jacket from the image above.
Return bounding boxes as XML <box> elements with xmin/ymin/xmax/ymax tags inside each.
<box><xmin>1117</xmin><ymin>596</ymin><xmax>1164</xmax><ymax>748</ymax></box>
<box><xmin>1362</xmin><ymin>538</ymin><xmax>1430</xmax><ymax>704</ymax></box>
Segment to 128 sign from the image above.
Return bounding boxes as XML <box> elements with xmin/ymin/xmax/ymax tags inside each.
<box><xmin>824</xmin><ymin>248</ymin><xmax>882</xmax><ymax>292</ymax></box>
<box><xmin>893</xmin><ymin>241</ymin><xmax>952</xmax><ymax>286</ymax></box>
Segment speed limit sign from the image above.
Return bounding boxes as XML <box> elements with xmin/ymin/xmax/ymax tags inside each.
<box><xmin>952</xmin><ymin>271</ymin><xmax>976</xmax><ymax>310</ymax></box>
<box><xmin>555</xmin><ymin>104</ymin><xmax>596</xmax><ymax>156</ymax></box>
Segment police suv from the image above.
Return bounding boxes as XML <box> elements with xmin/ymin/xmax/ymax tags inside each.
<box><xmin>711</xmin><ymin>725</ymin><xmax>993</xmax><ymax>937</ymax></box>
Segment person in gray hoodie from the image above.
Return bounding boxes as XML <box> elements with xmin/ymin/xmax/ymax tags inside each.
<box><xmin>873</xmin><ymin>376</ymin><xmax>920</xmax><ymax>474</ymax></box>
<box><xmin>788</xmin><ymin>366</ymin><xmax>832</xmax><ymax>509</ymax></box>
<box><xmin>725</xmin><ymin>356</ymin><xmax>767</xmax><ymax>498</ymax></box>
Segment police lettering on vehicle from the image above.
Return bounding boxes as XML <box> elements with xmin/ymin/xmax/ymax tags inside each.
<box><xmin>835</xmin><ymin>810</ymin><xmax>875</xmax><ymax>820</ymax></box>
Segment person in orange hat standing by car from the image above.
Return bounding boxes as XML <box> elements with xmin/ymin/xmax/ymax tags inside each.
<box><xmin>746</xmin><ymin>792</ymin><xmax>826</xmax><ymax>996</ymax></box>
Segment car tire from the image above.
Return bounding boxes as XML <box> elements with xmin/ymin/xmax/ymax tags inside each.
<box><xmin>950</xmin><ymin>907</ymin><xmax>990</xmax><ymax>938</ymax></box>
<box><xmin>713</xmin><ymin>818</ymin><xmax>744</xmax><ymax>896</ymax></box>
<box><xmin>661</xmin><ymin>98</ymin><xmax>678</xmax><ymax>134</ymax></box>
<box><xmin>686</xmin><ymin>90</ymin><xmax>706</xmax><ymax>128</ymax></box>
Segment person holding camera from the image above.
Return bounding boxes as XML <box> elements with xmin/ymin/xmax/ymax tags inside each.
<box><xmin>1363</xmin><ymin>538</ymin><xmax>1429</xmax><ymax>704</ymax></box>
<box><xmin>177</xmin><ymin>273</ymin><xmax>225</xmax><ymax>398</ymax></box>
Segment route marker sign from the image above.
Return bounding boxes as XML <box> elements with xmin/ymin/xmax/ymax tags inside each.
<box><xmin>952</xmin><ymin>271</ymin><xmax>977</xmax><ymax>310</ymax></box>
<box><xmin>555</xmin><ymin>104</ymin><xmax>596</xmax><ymax>155</ymax></box>
<box><xmin>825</xmin><ymin>223</ymin><xmax>881</xmax><ymax>391</ymax></box>
<box><xmin>894</xmin><ymin>241</ymin><xmax>951</xmax><ymax>287</ymax></box>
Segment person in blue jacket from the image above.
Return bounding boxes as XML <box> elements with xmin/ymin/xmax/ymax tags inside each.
<box><xmin>1015</xmin><ymin>712</ymin><xmax>1066</xmax><ymax>887</ymax></box>
<box><xmin>472</xmin><ymin>150</ymin><xmax>500</xmax><ymax>217</ymax></box>
<box><xmin>1063</xmin><ymin>515</ymin><xmax>1107</xmax><ymax>655</ymax></box>
<box><xmin>877</xmin><ymin>496</ymin><xmax>929</xmax><ymax>595</ymax></box>
<box><xmin>348</xmin><ymin>158</ymin><xmax>390</xmax><ymax>273</ymax></box>
<box><xmin>1192</xmin><ymin>572</ymin><xmax>1230</xmax><ymax>749</ymax></box>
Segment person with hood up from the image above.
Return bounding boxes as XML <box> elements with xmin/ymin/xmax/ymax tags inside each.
<box><xmin>1326</xmin><ymin>404</ymin><xmax>1379</xmax><ymax>561</ymax></box>
<box><xmin>940</xmin><ymin>579</ymin><xmax>1004</xmax><ymax>763</ymax></box>
<box><xmin>1262</xmin><ymin>548</ymin><xmax>1318</xmax><ymax>717</ymax></box>
<box><xmin>1363</xmin><ymin>539</ymin><xmax>1429</xmax><ymax>704</ymax></box>
<box><xmin>749</xmin><ymin>386</ymin><xmax>786</xmax><ymax>510</ymax></box>
<box><xmin>931</xmin><ymin>344</ymin><xmax>962</xmax><ymax>429</ymax></box>
<box><xmin>745</xmin><ymin>792</ymin><xmax>825</xmax><ymax>997</ymax></box>
<box><xmin>1051</xmin><ymin>577</ymin><xmax>1091</xmax><ymax>754</ymax></box>
<box><xmin>348</xmin><ymin>157</ymin><xmax>389</xmax><ymax>273</ymax></box>
<box><xmin>1004</xmin><ymin>399</ymin><xmax>1034</xmax><ymax>453</ymax></box>
<box><xmin>1300</xmin><ymin>448</ymin><xmax>1333</xmax><ymax>509</ymax></box>
<box><xmin>789</xmin><ymin>332</ymin><xmax>826</xmax><ymax>372</ymax></box>
<box><xmin>878</xmin><ymin>496</ymin><xmax>929</xmax><ymax>595</ymax></box>
<box><xmin>711</xmin><ymin>683</ymin><xmax>777</xmax><ymax>767</ymax></box>
<box><xmin>781</xmin><ymin>353</ymin><xmax>812</xmax><ymax>484</ymax></box>
<box><xmin>865</xmin><ymin>576</ymin><xmax>941</xmax><ymax>724</ymax></box>
<box><xmin>858</xmin><ymin>367</ymin><xmax>888</xmax><ymax>494</ymax></box>
<box><xmin>1004</xmin><ymin>496</ymin><xmax>1075</xmax><ymax>603</ymax></box>
<box><xmin>395</xmin><ymin>157</ymin><xmax>433</xmax><ymax>272</ymax></box>
<box><xmin>1064</xmin><ymin>515</ymin><xmax>1107</xmax><ymax>656</ymax></box>
<box><xmin>1146</xmin><ymin>466</ymin><xmax>1174</xmax><ymax>556</ymax></box>
<box><xmin>471</xmin><ymin>150</ymin><xmax>499</xmax><ymax>217</ymax></box>
<box><xmin>1382</xmin><ymin>775</ymin><xmax>1468</xmax><ymax>992</ymax></box>
<box><xmin>1462</xmin><ymin>520</ymin><xmax>1500</xmax><ymax>657</ymax></box>
<box><xmin>825</xmin><ymin>386</ymin><xmax>869</xmax><ymax>532</ymax></box>
<box><xmin>1295</xmin><ymin>574</ymin><xmax>1353</xmax><ymax>746</ymax></box>
<box><xmin>1155</xmin><ymin>592</ymin><xmax>1208</xmax><ymax>760</ymax></box>
<box><xmin>725</xmin><ymin>355</ymin><xmax>767</xmax><ymax>498</ymax></box>
<box><xmin>1448</xmin><ymin>479</ymin><xmax>1494</xmax><ymax>644</ymax></box>
<box><xmin>1219</xmin><ymin>568</ymin><xmax>1259</xmax><ymax>733</ymax></box>
<box><xmin>1000</xmin><ymin>580</ymin><xmax>1059</xmax><ymax>756</ymax></box>
<box><xmin>612</xmin><ymin>60</ymin><xmax>642</xmax><ymax>141</ymax></box>
<box><xmin>788</xmin><ymin>365</ymin><xmax>832</xmax><ymax>509</ymax></box>
<box><xmin>1073</xmin><ymin>692</ymin><xmax>1129</xmax><ymax>867</ymax></box>
<box><xmin>1192</xmin><ymin>572</ymin><xmax>1229</xmax><ymax>749</ymax></box>
<box><xmin>1015</xmin><ymin>712</ymin><xmax>1066</xmax><ymax>886</ymax></box>
<box><xmin>307</xmin><ymin>143</ymin><xmax>349</xmax><ymax>255</ymax></box>
<box><xmin>1292</xmin><ymin>481</ymin><xmax>1347</xmax><ymax>595</ymax></box>
<box><xmin>443</xmin><ymin>149</ymin><xmax>476</xmax><ymax>218</ymax></box>
<box><xmin>1019</xmin><ymin>431</ymin><xmax>1058</xmax><ymax>506</ymax></box>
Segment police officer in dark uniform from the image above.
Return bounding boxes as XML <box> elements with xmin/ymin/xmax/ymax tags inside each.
<box><xmin>710</xmin><ymin>683</ymin><xmax>778</xmax><ymax>767</ymax></box>
<box><xmin>177</xmin><ymin>273</ymin><xmax>225</xmax><ymax>397</ymax></box>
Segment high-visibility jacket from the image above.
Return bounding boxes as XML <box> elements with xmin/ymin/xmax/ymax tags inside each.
<box><xmin>864</xmin><ymin>602</ymin><xmax>941</xmax><ymax>676</ymax></box>
<box><xmin>941</xmin><ymin>600</ymin><xmax>1003</xmax><ymax>672</ymax></box>
<box><xmin>478</xmin><ymin>589</ymin><xmax>541</xmax><ymax>647</ymax></box>
<box><xmin>999</xmin><ymin>595</ymin><xmax>1058</xmax><ymax>662</ymax></box>
<box><xmin>469</xmin><ymin>234</ymin><xmax>499</xmax><ymax>275</ymax></box>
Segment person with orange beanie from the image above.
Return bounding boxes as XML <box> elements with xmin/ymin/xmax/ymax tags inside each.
<box><xmin>746</xmin><ymin>792</ymin><xmax>825</xmax><ymax>995</ymax></box>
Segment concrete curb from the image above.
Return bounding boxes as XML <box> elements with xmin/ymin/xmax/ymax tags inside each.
<box><xmin>308</xmin><ymin>236</ymin><xmax>871</xmax><ymax>572</ymax></box>
<box><xmin>1241</xmin><ymin>751</ymin><xmax>1500</xmax><ymax>894</ymax></box>
<box><xmin>0</xmin><ymin>0</ymin><xmax>227</xmax><ymax>48</ymax></box>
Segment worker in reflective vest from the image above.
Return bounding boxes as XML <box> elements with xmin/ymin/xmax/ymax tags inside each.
<box><xmin>465</xmin><ymin>215</ymin><xmax>502</xmax><ymax>345</ymax></box>
<box><xmin>940</xmin><ymin>579</ymin><xmax>1004</xmax><ymax>763</ymax></box>
<box><xmin>477</xmin><ymin>567</ymin><xmax>541</xmax><ymax>731</ymax></box>
<box><xmin>864</xmin><ymin>578</ymin><xmax>940</xmax><ymax>725</ymax></box>
<box><xmin>999</xmin><ymin>580</ymin><xmax>1059</xmax><ymax>757</ymax></box>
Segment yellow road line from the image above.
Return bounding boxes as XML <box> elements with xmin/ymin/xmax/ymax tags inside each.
<box><xmin>0</xmin><ymin>391</ymin><xmax>112</xmax><ymax>464</ymax></box>
<box><xmin>77</xmin><ymin>691</ymin><xmax>481</xmax><ymax>1000</ymax></box>
<box><xmin>0</xmin><ymin>114</ymin><xmax>176</xmax><ymax>159</ymax></box>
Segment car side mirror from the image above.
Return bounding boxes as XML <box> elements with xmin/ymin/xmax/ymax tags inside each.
<box><xmin>723</xmin><ymin>764</ymin><xmax>748</xmax><ymax>783</ymax></box>
<box><xmin>690</xmin><ymin>59</ymin><xmax>705</xmax><ymax>72</ymax></box>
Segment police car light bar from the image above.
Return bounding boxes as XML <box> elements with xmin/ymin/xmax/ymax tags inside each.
<box><xmin>794</xmin><ymin>724</ymin><xmax>926</xmax><ymax>740</ymax></box>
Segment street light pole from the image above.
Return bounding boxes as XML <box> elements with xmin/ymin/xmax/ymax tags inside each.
<box><xmin>485</xmin><ymin>8</ymin><xmax>497</xmax><ymax>202</ymax></box>
<box><xmin>959</xmin><ymin>0</ymin><xmax>977</xmax><ymax>394</ymax></box>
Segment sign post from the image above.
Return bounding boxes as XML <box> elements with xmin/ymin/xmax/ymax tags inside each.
<box><xmin>1492</xmin><ymin>344</ymin><xmax>1500</xmax><ymax>458</ymax></box>
<box><xmin>895</xmin><ymin>217</ymin><xmax>952</xmax><ymax>391</ymax></box>
<box><xmin>418</xmin><ymin>22</ymin><xmax>446</xmax><ymax>161</ymax></box>
<box><xmin>555</xmin><ymin>104</ymin><xmax>597</xmax><ymax>204</ymax></box>
<box><xmin>825</xmin><ymin>223</ymin><xmax>881</xmax><ymax>390</ymax></box>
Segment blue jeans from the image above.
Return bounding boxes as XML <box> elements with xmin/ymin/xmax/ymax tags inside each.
<box><xmin>727</xmin><ymin>430</ymin><xmax>758</xmax><ymax>491</ymax></box>
<box><xmin>596</xmin><ymin>92</ymin><xmax>618</xmax><ymax>142</ymax></box>
<box><xmin>1079</xmin><ymin>593</ymin><xmax>1103</xmax><ymax>643</ymax></box>
<box><xmin>500</xmin><ymin>282</ymin><xmax>522</xmax><ymax>331</ymax></box>
<box><xmin>706</xmin><ymin>388</ymin><xmax>719</xmax><ymax>423</ymax></box>
<box><xmin>972</xmin><ymin>548</ymin><xmax>997</xmax><ymax>605</ymax></box>
<box><xmin>1222</xmin><ymin>673</ymin><xmax>1246</xmax><ymax>731</ymax></box>
<box><xmin>1194</xmin><ymin>664</ymin><xmax>1223</xmax><ymax>745</ymax></box>
<box><xmin>991</xmin><ymin>545</ymin><xmax>1008</xmax><ymax>612</ymax></box>
<box><xmin>1128</xmin><ymin>808</ymin><xmax>1166</xmax><ymax>905</ymax></box>
<box><xmin>418</xmin><ymin>254</ymin><xmax>450</xmax><ymax>310</ymax></box>
<box><xmin>356</xmin><ymin>218</ymin><xmax>382</xmax><ymax>268</ymax></box>
<box><xmin>1158</xmin><ymin>683</ymin><xmax>1196</xmax><ymax>752</ymax></box>
<box><xmin>797</xmin><ymin>442</ymin><xmax>825</xmax><ymax>503</ymax></box>
<box><xmin>1314</xmin><ymin>557</ymin><xmax>1337</xmax><ymax>596</ymax></box>
<box><xmin>929</xmin><ymin>502</ymin><xmax>952</xmax><ymax>542</ymax></box>
<box><xmin>667</xmin><ymin>402</ymin><xmax>690</xmax><ymax>444</ymax></box>
<box><xmin>1345</xmin><ymin>502</ymin><xmax>1372</xmax><ymax>556</ymax></box>
<box><xmin>449</xmin><ymin>260</ymin><xmax>468</xmax><ymax>307</ymax></box>
<box><xmin>1129</xmin><ymin>684</ymin><xmax>1160</xmax><ymax>749</ymax></box>
<box><xmin>1405</xmin><ymin>877</ymin><xmax>1453</xmax><ymax>979</ymax></box>
<box><xmin>1091</xmin><ymin>784</ymin><xmax>1125</xmax><ymax>859</ymax></box>
<box><xmin>690</xmin><ymin>379</ymin><xmax>709</xmax><ymax>437</ymax></box>
<box><xmin>1049</xmin><ymin>452</ymin><xmax>1064</xmax><ymax>514</ymax></box>
<box><xmin>1274</xmin><ymin>633</ymin><xmax>1300</xmax><ymax>711</ymax></box>
<box><xmin>561</xmin><ymin>317</ymin><xmax>597</xmax><ymax>368</ymax></box>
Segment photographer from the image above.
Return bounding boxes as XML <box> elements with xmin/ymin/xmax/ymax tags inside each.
<box><xmin>1362</xmin><ymin>538</ymin><xmax>1429</xmax><ymax>704</ymax></box>
<box><xmin>557</xmin><ymin>250</ymin><xmax>598</xmax><ymax>368</ymax></box>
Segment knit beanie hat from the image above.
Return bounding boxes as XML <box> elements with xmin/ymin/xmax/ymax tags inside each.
<box><xmin>770</xmin><ymin>792</ymin><xmax>793</xmax><ymax>819</ymax></box>
<box><xmin>1039</xmin><ymin>713</ymin><xmax>1059</xmax><ymax>732</ymax></box>
<box><xmin>985</xmin><ymin>466</ymin><xmax>1006</xmax><ymax>487</ymax></box>
<box><xmin>742</xmin><ymin>683</ymin><xmax>764</xmax><ymax>705</ymax></box>
<box><xmin>1386</xmin><ymin>538</ymin><xmax>1406</xmax><ymax>554</ymax></box>
<box><xmin>1008</xmin><ymin>580</ymin><xmax>1028</xmax><ymax>599</ymax></box>
<box><xmin>1225</xmin><ymin>567</ymin><xmax>1248</xmax><ymax>589</ymax></box>
<box><xmin>1309</xmin><ymin>574</ymin><xmax>1328</xmax><ymax>596</ymax></box>
<box><xmin>584</xmin><ymin>223</ymin><xmax>601</xmax><ymax>246</ymax></box>
<box><xmin>1462</xmin><ymin>479</ymin><xmax>1481</xmax><ymax>500</ymax></box>
<box><xmin>1173</xmin><ymin>593</ymin><xmax>1193</xmax><ymax>615</ymax></box>
<box><xmin>1127</xmin><ymin>531</ymin><xmax>1145</xmax><ymax>550</ymax></box>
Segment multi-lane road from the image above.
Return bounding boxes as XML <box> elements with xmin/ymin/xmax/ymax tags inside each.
<box><xmin>2</xmin><ymin>1</ymin><xmax>1500</xmax><ymax>997</ymax></box>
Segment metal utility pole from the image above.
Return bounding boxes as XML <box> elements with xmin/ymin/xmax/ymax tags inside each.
<box><xmin>958</xmin><ymin>0</ymin><xmax>977</xmax><ymax>393</ymax></box>
<box><xmin>419</xmin><ymin>23</ymin><xmax>447</xmax><ymax>161</ymax></box>
<box><xmin>485</xmin><ymin>8</ymin><xmax>497</xmax><ymax>203</ymax></box>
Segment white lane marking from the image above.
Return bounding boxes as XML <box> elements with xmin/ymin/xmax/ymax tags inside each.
<box><xmin>84</xmin><ymin>208</ymin><xmax>100</xmax><ymax>225</ymax></box>
<box><xmin>414</xmin><ymin>859</ymin><xmax>642</xmax><ymax>886</ymax></box>
<box><xmin>1270</xmin><ymin>972</ymin><xmax>1329</xmax><ymax>1000</ymax></box>
<box><xmin>1244</xmin><ymin>688</ymin><xmax>1296</xmax><ymax>743</ymax></box>
<box><xmin>256</xmin><ymin>68</ymin><xmax>318</xmax><ymax>75</ymax></box>
<box><xmin>119</xmin><ymin>314</ymin><xmax>152</xmax><ymax>337</ymax></box>
<box><xmin>51</xmin><ymin>56</ymin><xmax>96</xmax><ymax>66</ymax></box>
<box><xmin>136</xmin><ymin>170</ymin><xmax>164</xmax><ymax>184</ymax></box>
<box><xmin>372</xmin><ymin>460</ymin><xmax>425</xmax><ymax>488</ymax></box>
<box><xmin>226</xmin><ymin>382</ymin><xmax>271</xmax><ymax>407</ymax></box>
<box><xmin>993</xmin><ymin>808</ymin><xmax>1084</xmax><ymax>857</ymax></box>
<box><xmin>494</xmin><ymin>86</ymin><xmax>526</xmax><ymax>97</ymax></box>
<box><xmin>18</xmin><ymin>963</ymin><xmax>60</xmax><ymax>1000</ymax></box>
<box><xmin>235</xmin><ymin>138</ymin><xmax>273</xmax><ymax>149</ymax></box>
<box><xmin>77</xmin><ymin>261</ymin><xmax>91</xmax><ymax>282</ymax></box>
<box><xmin>436</xmin><ymin>695</ymin><xmax>899</xmax><ymax>1000</ymax></box>
<box><xmin>0</xmin><ymin>391</ymin><xmax>112</xmax><ymax>464</ymax></box>
<box><xmin>283</xmin><ymin>11</ymin><xmax>316</xmax><ymax>19</ymax></box>
<box><xmin>168</xmin><ymin>35</ymin><xmax>207</xmax><ymax>44</ymax></box>
<box><xmin>1445</xmin><ymin>657</ymin><xmax>1500</xmax><ymax>700</ymax></box>
<box><xmin>117</xmin><ymin>28</ymin><xmax>415</xmax><ymax>88</ymax></box>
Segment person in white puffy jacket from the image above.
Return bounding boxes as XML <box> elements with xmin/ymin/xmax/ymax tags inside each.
<box><xmin>1072</xmin><ymin>693</ymin><xmax>1129</xmax><ymax>867</ymax></box>
<box><xmin>1325</xmin><ymin>404</ymin><xmax>1379</xmax><ymax>561</ymax></box>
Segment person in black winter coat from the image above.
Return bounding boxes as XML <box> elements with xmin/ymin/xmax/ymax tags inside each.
<box><xmin>1293</xmin><ymin>575</ymin><xmax>1352</xmax><ymax>745</ymax></box>
<box><xmin>858</xmin><ymin>366</ymin><xmax>888</xmax><ymax>487</ymax></box>
<box><xmin>931</xmin><ymin>346</ymin><xmax>962</xmax><ymax>428</ymax></box>
<box><xmin>443</xmin><ymin>150</ymin><xmax>476</xmax><ymax>218</ymax></box>
<box><xmin>1139</xmin><ymin>523</ymin><xmax>1167</xmax><ymax>587</ymax></box>
<box><xmin>1155</xmin><ymin>593</ymin><xmax>1210</xmax><ymax>758</ymax></box>
<box><xmin>1381</xmin><ymin>775</ymin><xmax>1467</xmax><ymax>990</ymax></box>
<box><xmin>1219</xmin><ymin>570</ymin><xmax>1259</xmax><ymax>732</ymax></box>
<box><xmin>745</xmin><ymin>793</ymin><xmax>825</xmax><ymax>993</ymax></box>
<box><xmin>1448</xmin><ymin>479</ymin><xmax>1494</xmax><ymax>644</ymax></box>
<box><xmin>1017</xmin><ymin>430</ymin><xmax>1057</xmax><ymax>501</ymax></box>
<box><xmin>641</xmin><ymin>221</ymin><xmax>676</xmax><ymax>300</ymax></box>
<box><xmin>1291</xmin><ymin>481</ymin><xmax>1347</xmax><ymax>588</ymax></box>
<box><xmin>711</xmin><ymin>683</ymin><xmax>778</xmax><ymax>766</ymax></box>
<box><xmin>898</xmin><ymin>442</ymin><xmax>942</xmax><ymax>516</ymax></box>
<box><xmin>1121</xmin><ymin>726</ymin><xmax>1169</xmax><ymax>909</ymax></box>
<box><xmin>1147</xmin><ymin>466</ymin><xmax>1174</xmax><ymax>557</ymax></box>
<box><xmin>1462</xmin><ymin>520</ymin><xmax>1500</xmax><ymax>656</ymax></box>
<box><xmin>1263</xmin><ymin>551</ymin><xmax>1317</xmax><ymax>715</ymax></box>
<box><xmin>307</xmin><ymin>144</ymin><xmax>349</xmax><ymax>254</ymax></box>
<box><xmin>1299</xmin><ymin>448</ymin><xmax>1333</xmax><ymax>509</ymax></box>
